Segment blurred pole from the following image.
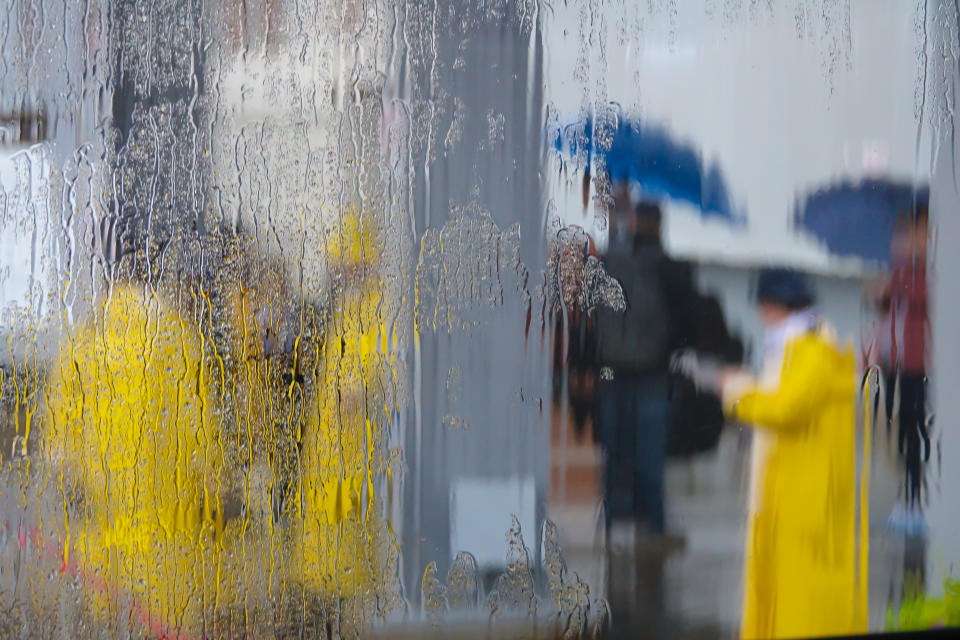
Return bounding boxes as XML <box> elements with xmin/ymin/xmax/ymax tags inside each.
<box><xmin>398</xmin><ymin>0</ymin><xmax>548</xmax><ymax>602</ymax></box>
<box><xmin>108</xmin><ymin>0</ymin><xmax>205</xmax><ymax>274</ymax></box>
<box><xmin>926</xmin><ymin>0</ymin><xmax>960</xmax><ymax>598</ymax></box>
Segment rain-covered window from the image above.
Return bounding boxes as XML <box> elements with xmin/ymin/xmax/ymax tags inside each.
<box><xmin>1</xmin><ymin>1</ymin><xmax>959</xmax><ymax>637</ymax></box>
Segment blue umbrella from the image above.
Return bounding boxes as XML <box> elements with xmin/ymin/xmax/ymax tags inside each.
<box><xmin>552</xmin><ymin>107</ymin><xmax>741</xmax><ymax>223</ymax></box>
<box><xmin>793</xmin><ymin>179</ymin><xmax>928</xmax><ymax>263</ymax></box>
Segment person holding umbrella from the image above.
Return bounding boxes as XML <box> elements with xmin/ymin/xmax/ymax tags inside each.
<box><xmin>875</xmin><ymin>204</ymin><xmax>931</xmax><ymax>536</ymax></box>
<box><xmin>586</xmin><ymin>176</ymin><xmax>699</xmax><ymax>541</ymax></box>
<box><xmin>555</xmin><ymin>109</ymin><xmax>739</xmax><ymax>542</ymax></box>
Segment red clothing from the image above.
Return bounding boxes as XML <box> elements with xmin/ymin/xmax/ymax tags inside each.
<box><xmin>885</xmin><ymin>258</ymin><xmax>929</xmax><ymax>375</ymax></box>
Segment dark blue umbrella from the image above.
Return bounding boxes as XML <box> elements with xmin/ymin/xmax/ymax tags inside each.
<box><xmin>793</xmin><ymin>179</ymin><xmax>929</xmax><ymax>263</ymax></box>
<box><xmin>552</xmin><ymin>107</ymin><xmax>741</xmax><ymax>223</ymax></box>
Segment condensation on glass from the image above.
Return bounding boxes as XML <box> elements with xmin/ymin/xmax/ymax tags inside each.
<box><xmin>1</xmin><ymin>0</ymin><xmax>959</xmax><ymax>638</ymax></box>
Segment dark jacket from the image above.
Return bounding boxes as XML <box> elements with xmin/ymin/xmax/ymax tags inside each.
<box><xmin>593</xmin><ymin>239</ymin><xmax>698</xmax><ymax>377</ymax></box>
<box><xmin>593</xmin><ymin>238</ymin><xmax>744</xmax><ymax>457</ymax></box>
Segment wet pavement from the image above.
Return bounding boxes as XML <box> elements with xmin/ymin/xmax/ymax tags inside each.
<box><xmin>0</xmin><ymin>397</ymin><xmax>922</xmax><ymax>638</ymax></box>
<box><xmin>549</xmin><ymin>415</ymin><xmax>920</xmax><ymax>637</ymax></box>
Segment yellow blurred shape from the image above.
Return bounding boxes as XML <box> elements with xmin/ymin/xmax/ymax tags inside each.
<box><xmin>726</xmin><ymin>329</ymin><xmax>863</xmax><ymax>639</ymax></box>
<box><xmin>325</xmin><ymin>207</ymin><xmax>383</xmax><ymax>269</ymax></box>
<box><xmin>294</xmin><ymin>281</ymin><xmax>396</xmax><ymax>603</ymax></box>
<box><xmin>45</xmin><ymin>284</ymin><xmax>222</xmax><ymax>634</ymax></box>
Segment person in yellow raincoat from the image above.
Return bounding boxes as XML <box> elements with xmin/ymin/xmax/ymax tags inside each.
<box><xmin>716</xmin><ymin>268</ymin><xmax>866</xmax><ymax>639</ymax></box>
<box><xmin>289</xmin><ymin>208</ymin><xmax>401</xmax><ymax>628</ymax></box>
<box><xmin>44</xmin><ymin>282</ymin><xmax>224</xmax><ymax>637</ymax></box>
<box><xmin>179</xmin><ymin>214</ymin><xmax>402</xmax><ymax>632</ymax></box>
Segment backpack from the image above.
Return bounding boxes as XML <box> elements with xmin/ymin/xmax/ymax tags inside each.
<box><xmin>667</xmin><ymin>295</ymin><xmax>745</xmax><ymax>458</ymax></box>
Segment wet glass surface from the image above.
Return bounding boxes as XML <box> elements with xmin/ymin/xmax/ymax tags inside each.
<box><xmin>1</xmin><ymin>1</ymin><xmax>959</xmax><ymax>638</ymax></box>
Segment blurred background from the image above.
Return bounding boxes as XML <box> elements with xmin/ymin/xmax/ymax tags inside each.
<box><xmin>1</xmin><ymin>1</ymin><xmax>959</xmax><ymax>638</ymax></box>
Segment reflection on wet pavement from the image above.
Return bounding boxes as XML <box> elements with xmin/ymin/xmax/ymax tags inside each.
<box><xmin>550</xmin><ymin>420</ymin><xmax>923</xmax><ymax>637</ymax></box>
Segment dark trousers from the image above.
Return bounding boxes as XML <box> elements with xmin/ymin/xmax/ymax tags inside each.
<box><xmin>596</xmin><ymin>375</ymin><xmax>669</xmax><ymax>533</ymax></box>
<box><xmin>887</xmin><ymin>371</ymin><xmax>929</xmax><ymax>506</ymax></box>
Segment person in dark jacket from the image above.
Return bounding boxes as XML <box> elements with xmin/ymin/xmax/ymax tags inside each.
<box><xmin>591</xmin><ymin>189</ymin><xmax>699</xmax><ymax>538</ymax></box>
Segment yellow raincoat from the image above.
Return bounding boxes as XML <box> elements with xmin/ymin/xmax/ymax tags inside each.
<box><xmin>45</xmin><ymin>284</ymin><xmax>223</xmax><ymax>636</ymax></box>
<box><xmin>290</xmin><ymin>210</ymin><xmax>400</xmax><ymax>614</ymax></box>
<box><xmin>293</xmin><ymin>282</ymin><xmax>396</xmax><ymax>597</ymax></box>
<box><xmin>725</xmin><ymin>326</ymin><xmax>866</xmax><ymax>639</ymax></box>
<box><xmin>42</xmin><ymin>211</ymin><xmax>401</xmax><ymax>633</ymax></box>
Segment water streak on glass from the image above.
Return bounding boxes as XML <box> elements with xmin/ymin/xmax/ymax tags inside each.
<box><xmin>1</xmin><ymin>0</ymin><xmax>959</xmax><ymax>638</ymax></box>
